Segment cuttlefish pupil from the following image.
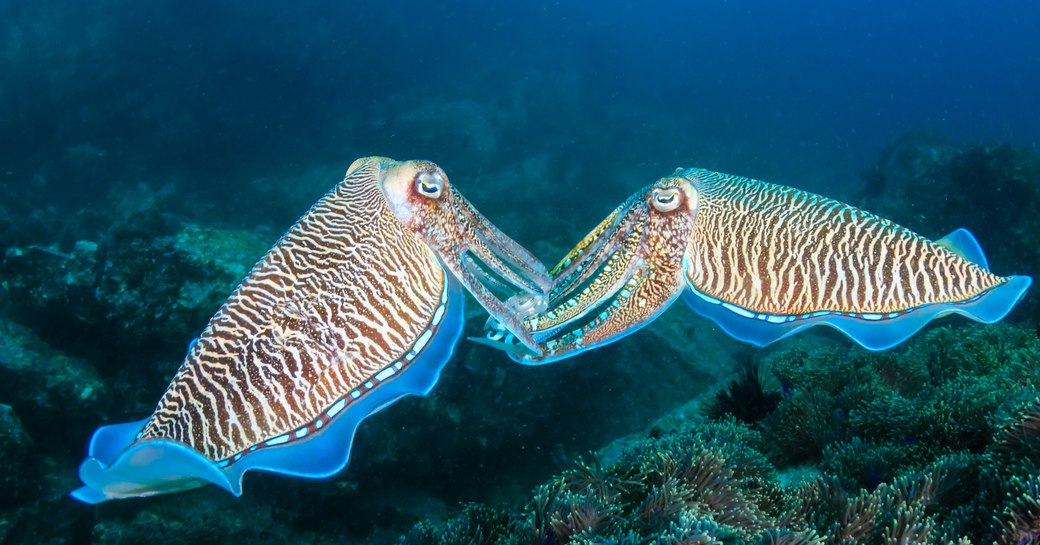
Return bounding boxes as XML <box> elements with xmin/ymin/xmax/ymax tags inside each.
<box><xmin>651</xmin><ymin>187</ymin><xmax>681</xmax><ymax>212</ymax></box>
<box><xmin>416</xmin><ymin>171</ymin><xmax>444</xmax><ymax>198</ymax></box>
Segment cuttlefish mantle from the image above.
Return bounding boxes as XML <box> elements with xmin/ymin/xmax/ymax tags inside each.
<box><xmin>72</xmin><ymin>157</ymin><xmax>548</xmax><ymax>503</ymax></box>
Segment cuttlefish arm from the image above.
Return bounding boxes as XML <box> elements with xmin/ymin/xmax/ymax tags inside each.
<box><xmin>72</xmin><ymin>157</ymin><xmax>548</xmax><ymax>503</ymax></box>
<box><xmin>481</xmin><ymin>177</ymin><xmax>699</xmax><ymax>365</ymax></box>
<box><xmin>546</xmin><ymin>192</ymin><xmax>642</xmax><ymax>304</ymax></box>
<box><xmin>476</xmin><ymin>190</ymin><xmax>647</xmax><ymax>352</ymax></box>
<box><xmin>381</xmin><ymin>160</ymin><xmax>550</xmax><ymax>351</ymax></box>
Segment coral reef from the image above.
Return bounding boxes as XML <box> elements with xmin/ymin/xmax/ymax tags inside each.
<box><xmin>402</xmin><ymin>323</ymin><xmax>1040</xmax><ymax>544</ymax></box>
<box><xmin>2</xmin><ymin>210</ymin><xmax>271</xmax><ymax>374</ymax></box>
<box><xmin>1</xmin><ymin>0</ymin><xmax>1037</xmax><ymax>539</ymax></box>
<box><xmin>401</xmin><ymin>419</ymin><xmax>804</xmax><ymax>545</ymax></box>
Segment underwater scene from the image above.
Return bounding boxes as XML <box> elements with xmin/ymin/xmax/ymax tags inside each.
<box><xmin>2</xmin><ymin>1</ymin><xmax>1040</xmax><ymax>543</ymax></box>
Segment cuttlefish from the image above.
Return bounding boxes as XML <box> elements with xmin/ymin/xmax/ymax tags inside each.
<box><xmin>72</xmin><ymin>157</ymin><xmax>548</xmax><ymax>503</ymax></box>
<box><xmin>483</xmin><ymin>168</ymin><xmax>1032</xmax><ymax>364</ymax></box>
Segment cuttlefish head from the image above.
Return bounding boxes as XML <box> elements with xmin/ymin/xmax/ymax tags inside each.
<box><xmin>480</xmin><ymin>175</ymin><xmax>700</xmax><ymax>364</ymax></box>
<box><xmin>365</xmin><ymin>158</ymin><xmax>550</xmax><ymax>352</ymax></box>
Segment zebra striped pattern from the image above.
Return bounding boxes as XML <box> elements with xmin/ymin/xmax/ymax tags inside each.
<box><xmin>137</xmin><ymin>159</ymin><xmax>445</xmax><ymax>462</ymax></box>
<box><xmin>681</xmin><ymin>168</ymin><xmax>1005</xmax><ymax>316</ymax></box>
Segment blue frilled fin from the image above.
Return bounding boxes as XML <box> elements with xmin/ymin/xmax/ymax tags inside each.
<box><xmin>936</xmin><ymin>228</ymin><xmax>990</xmax><ymax>271</ymax></box>
<box><xmin>71</xmin><ymin>278</ymin><xmax>465</xmax><ymax>503</ymax></box>
<box><xmin>72</xmin><ymin>432</ymin><xmax>231</xmax><ymax>503</ymax></box>
<box><xmin>681</xmin><ymin>288</ymin><xmax>805</xmax><ymax>348</ymax></box>
<box><xmin>964</xmin><ymin>274</ymin><xmax>1032</xmax><ymax>322</ymax></box>
<box><xmin>682</xmin><ymin>275</ymin><xmax>1031</xmax><ymax>351</ymax></box>
<box><xmin>223</xmin><ymin>278</ymin><xmax>464</xmax><ymax>487</ymax></box>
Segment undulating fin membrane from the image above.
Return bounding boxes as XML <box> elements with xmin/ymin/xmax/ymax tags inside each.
<box><xmin>71</xmin><ymin>281</ymin><xmax>464</xmax><ymax>504</ymax></box>
<box><xmin>936</xmin><ymin>227</ymin><xmax>990</xmax><ymax>271</ymax></box>
<box><xmin>683</xmin><ymin>229</ymin><xmax>1031</xmax><ymax>350</ymax></box>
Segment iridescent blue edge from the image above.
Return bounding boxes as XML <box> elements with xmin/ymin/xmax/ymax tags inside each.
<box><xmin>681</xmin><ymin>228</ymin><xmax>1031</xmax><ymax>350</ymax></box>
<box><xmin>682</xmin><ymin>274</ymin><xmax>1031</xmax><ymax>351</ymax></box>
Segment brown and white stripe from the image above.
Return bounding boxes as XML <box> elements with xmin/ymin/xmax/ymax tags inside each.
<box><xmin>138</xmin><ymin>159</ymin><xmax>445</xmax><ymax>462</ymax></box>
<box><xmin>681</xmin><ymin>168</ymin><xmax>1005</xmax><ymax>316</ymax></box>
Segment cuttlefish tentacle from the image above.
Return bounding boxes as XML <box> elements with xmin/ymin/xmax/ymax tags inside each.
<box><xmin>485</xmin><ymin>167</ymin><xmax>1030</xmax><ymax>364</ymax></box>
<box><xmin>475</xmin><ymin>192</ymin><xmax>648</xmax><ymax>353</ymax></box>
<box><xmin>501</xmin><ymin>177</ymin><xmax>699</xmax><ymax>364</ymax></box>
<box><xmin>72</xmin><ymin>157</ymin><xmax>547</xmax><ymax>503</ymax></box>
<box><xmin>526</xmin><ymin>218</ymin><xmax>647</xmax><ymax>339</ymax></box>
<box><xmin>546</xmin><ymin>194</ymin><xmax>642</xmax><ymax>304</ymax></box>
<box><xmin>455</xmin><ymin>196</ymin><xmax>550</xmax><ymax>296</ymax></box>
<box><xmin>381</xmin><ymin>160</ymin><xmax>549</xmax><ymax>351</ymax></box>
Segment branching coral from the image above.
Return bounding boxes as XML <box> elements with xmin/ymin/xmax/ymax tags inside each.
<box><xmin>401</xmin><ymin>503</ymin><xmax>526</xmax><ymax>545</ymax></box>
<box><xmin>404</xmin><ymin>419</ymin><xmax>789</xmax><ymax>544</ymax></box>
<box><xmin>755</xmin><ymin>528</ymin><xmax>826</xmax><ymax>545</ymax></box>
<box><xmin>994</xmin><ymin>395</ymin><xmax>1040</xmax><ymax>454</ymax></box>
<box><xmin>780</xmin><ymin>455</ymin><xmax>969</xmax><ymax>544</ymax></box>
<box><xmin>634</xmin><ymin>446</ymin><xmax>769</xmax><ymax>533</ymax></box>
<box><xmin>996</xmin><ymin>475</ymin><xmax>1040</xmax><ymax>545</ymax></box>
<box><xmin>765</xmin><ymin>324</ymin><xmax>1040</xmax><ymax>544</ymax></box>
<box><xmin>402</xmin><ymin>323</ymin><xmax>1040</xmax><ymax>545</ymax></box>
<box><xmin>759</xmin><ymin>388</ymin><xmax>841</xmax><ymax>466</ymax></box>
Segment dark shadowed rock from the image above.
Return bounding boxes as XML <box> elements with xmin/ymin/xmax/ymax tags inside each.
<box><xmin>1</xmin><ymin>212</ymin><xmax>271</xmax><ymax>376</ymax></box>
<box><xmin>0</xmin><ymin>319</ymin><xmax>105</xmax><ymax>422</ymax></box>
<box><xmin>0</xmin><ymin>404</ymin><xmax>33</xmax><ymax>505</ymax></box>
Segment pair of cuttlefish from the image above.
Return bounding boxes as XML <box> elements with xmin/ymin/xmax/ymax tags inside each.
<box><xmin>72</xmin><ymin>157</ymin><xmax>1031</xmax><ymax>503</ymax></box>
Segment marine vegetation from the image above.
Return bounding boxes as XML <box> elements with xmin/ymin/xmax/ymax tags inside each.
<box><xmin>401</xmin><ymin>322</ymin><xmax>1040</xmax><ymax>544</ymax></box>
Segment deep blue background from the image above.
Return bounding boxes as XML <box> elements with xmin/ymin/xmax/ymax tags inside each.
<box><xmin>1</xmin><ymin>0</ymin><xmax>1037</xmax><ymax>244</ymax></box>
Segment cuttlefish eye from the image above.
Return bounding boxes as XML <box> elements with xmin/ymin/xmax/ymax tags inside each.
<box><xmin>416</xmin><ymin>171</ymin><xmax>444</xmax><ymax>199</ymax></box>
<box><xmin>650</xmin><ymin>187</ymin><xmax>681</xmax><ymax>212</ymax></box>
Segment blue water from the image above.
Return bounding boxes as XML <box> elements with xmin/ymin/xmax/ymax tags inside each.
<box><xmin>1</xmin><ymin>1</ymin><xmax>1038</xmax><ymax>543</ymax></box>
<box><xmin>3</xmin><ymin>1</ymin><xmax>1037</xmax><ymax>220</ymax></box>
